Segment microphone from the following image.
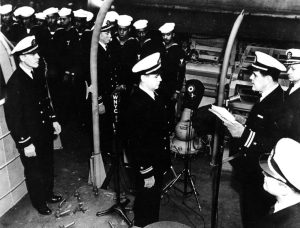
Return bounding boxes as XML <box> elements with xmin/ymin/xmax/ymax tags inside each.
<box><xmin>187</xmin><ymin>84</ymin><xmax>196</xmax><ymax>99</ymax></box>
<box><xmin>225</xmin><ymin>93</ymin><xmax>241</xmax><ymax>107</ymax></box>
<box><xmin>183</xmin><ymin>80</ymin><xmax>205</xmax><ymax>110</ymax></box>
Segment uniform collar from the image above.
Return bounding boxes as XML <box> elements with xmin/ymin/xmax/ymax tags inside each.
<box><xmin>19</xmin><ymin>63</ymin><xmax>33</xmax><ymax>79</ymax></box>
<box><xmin>139</xmin><ymin>84</ymin><xmax>155</xmax><ymax>100</ymax></box>
<box><xmin>290</xmin><ymin>80</ymin><xmax>300</xmax><ymax>95</ymax></box>
<box><xmin>274</xmin><ymin>197</ymin><xmax>300</xmax><ymax>213</ymax></box>
<box><xmin>260</xmin><ymin>83</ymin><xmax>279</xmax><ymax>101</ymax></box>
<box><xmin>99</xmin><ymin>41</ymin><xmax>107</xmax><ymax>50</ymax></box>
<box><xmin>166</xmin><ymin>42</ymin><xmax>178</xmax><ymax>49</ymax></box>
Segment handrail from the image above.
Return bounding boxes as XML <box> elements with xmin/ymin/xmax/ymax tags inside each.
<box><xmin>0</xmin><ymin>178</ymin><xmax>26</xmax><ymax>201</ymax></box>
<box><xmin>0</xmin><ymin>131</ymin><xmax>10</xmax><ymax>141</ymax></box>
<box><xmin>0</xmin><ymin>153</ymin><xmax>20</xmax><ymax>170</ymax></box>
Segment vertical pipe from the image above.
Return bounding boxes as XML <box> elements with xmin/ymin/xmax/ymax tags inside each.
<box><xmin>90</xmin><ymin>0</ymin><xmax>114</xmax><ymax>188</ymax></box>
<box><xmin>211</xmin><ymin>10</ymin><xmax>244</xmax><ymax>228</ymax></box>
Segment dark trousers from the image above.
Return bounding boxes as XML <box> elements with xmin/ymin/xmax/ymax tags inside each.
<box><xmin>19</xmin><ymin>137</ymin><xmax>54</xmax><ymax>209</ymax></box>
<box><xmin>133</xmin><ymin>171</ymin><xmax>164</xmax><ymax>227</ymax></box>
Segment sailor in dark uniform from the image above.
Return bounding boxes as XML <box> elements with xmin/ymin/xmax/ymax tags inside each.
<box><xmin>34</xmin><ymin>12</ymin><xmax>47</xmax><ymax>27</ymax></box>
<box><xmin>4</xmin><ymin>36</ymin><xmax>63</xmax><ymax>215</ymax></box>
<box><xmin>133</xmin><ymin>19</ymin><xmax>165</xmax><ymax>60</ymax></box>
<box><xmin>125</xmin><ymin>52</ymin><xmax>171</xmax><ymax>227</ymax></box>
<box><xmin>275</xmin><ymin>49</ymin><xmax>300</xmax><ymax>143</ymax></box>
<box><xmin>8</xmin><ymin>6</ymin><xmax>36</xmax><ymax>44</ymax></box>
<box><xmin>39</xmin><ymin>7</ymin><xmax>65</xmax><ymax>121</ymax></box>
<box><xmin>109</xmin><ymin>14</ymin><xmax>139</xmax><ymax>94</ymax></box>
<box><xmin>222</xmin><ymin>51</ymin><xmax>286</xmax><ymax>227</ymax></box>
<box><xmin>158</xmin><ymin>22</ymin><xmax>186</xmax><ymax>134</ymax></box>
<box><xmin>71</xmin><ymin>9</ymin><xmax>93</xmax><ymax>126</ymax></box>
<box><xmin>0</xmin><ymin>4</ymin><xmax>14</xmax><ymax>41</ymax></box>
<box><xmin>54</xmin><ymin>7</ymin><xmax>79</xmax><ymax>124</ymax></box>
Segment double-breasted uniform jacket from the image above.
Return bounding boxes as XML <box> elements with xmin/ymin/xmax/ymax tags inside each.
<box><xmin>275</xmin><ymin>87</ymin><xmax>300</xmax><ymax>143</ymax></box>
<box><xmin>97</xmin><ymin>44</ymin><xmax>120</xmax><ymax>106</ymax></box>
<box><xmin>257</xmin><ymin>203</ymin><xmax>300</xmax><ymax>228</ymax></box>
<box><xmin>4</xmin><ymin>66</ymin><xmax>57</xmax><ymax>149</ymax></box>
<box><xmin>230</xmin><ymin>85</ymin><xmax>284</xmax><ymax>227</ymax></box>
<box><xmin>4</xmin><ymin>65</ymin><xmax>57</xmax><ymax>208</ymax></box>
<box><xmin>95</xmin><ymin>44</ymin><xmax>119</xmax><ymax>155</ymax></box>
<box><xmin>125</xmin><ymin>87</ymin><xmax>171</xmax><ymax>178</ymax></box>
<box><xmin>232</xmin><ymin>85</ymin><xmax>285</xmax><ymax>177</ymax></box>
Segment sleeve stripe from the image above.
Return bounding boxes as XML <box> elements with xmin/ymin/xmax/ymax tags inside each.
<box><xmin>244</xmin><ymin>131</ymin><xmax>253</xmax><ymax>147</ymax></box>
<box><xmin>18</xmin><ymin>136</ymin><xmax>31</xmax><ymax>144</ymax></box>
<box><xmin>244</xmin><ymin>130</ymin><xmax>256</xmax><ymax>148</ymax></box>
<box><xmin>140</xmin><ymin>166</ymin><xmax>153</xmax><ymax>174</ymax></box>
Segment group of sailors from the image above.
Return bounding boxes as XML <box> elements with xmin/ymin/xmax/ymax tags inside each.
<box><xmin>0</xmin><ymin>3</ymin><xmax>186</xmax><ymax>151</ymax></box>
<box><xmin>4</xmin><ymin>2</ymin><xmax>300</xmax><ymax>227</ymax></box>
<box><xmin>1</xmin><ymin>2</ymin><xmax>186</xmax><ymax>225</ymax></box>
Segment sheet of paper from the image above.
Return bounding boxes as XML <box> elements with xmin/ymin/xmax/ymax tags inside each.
<box><xmin>209</xmin><ymin>105</ymin><xmax>236</xmax><ymax>123</ymax></box>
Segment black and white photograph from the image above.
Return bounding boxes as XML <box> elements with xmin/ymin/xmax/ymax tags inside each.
<box><xmin>1</xmin><ymin>0</ymin><xmax>300</xmax><ymax>227</ymax></box>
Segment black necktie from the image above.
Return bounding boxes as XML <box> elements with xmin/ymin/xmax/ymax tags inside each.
<box><xmin>286</xmin><ymin>82</ymin><xmax>294</xmax><ymax>95</ymax></box>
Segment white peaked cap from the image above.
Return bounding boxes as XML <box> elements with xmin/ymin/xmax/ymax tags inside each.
<box><xmin>106</xmin><ymin>11</ymin><xmax>119</xmax><ymax>22</ymax></box>
<box><xmin>132</xmin><ymin>52</ymin><xmax>161</xmax><ymax>75</ymax></box>
<box><xmin>260</xmin><ymin>138</ymin><xmax>300</xmax><ymax>191</ymax></box>
<box><xmin>286</xmin><ymin>49</ymin><xmax>300</xmax><ymax>65</ymax></box>
<box><xmin>251</xmin><ymin>51</ymin><xmax>286</xmax><ymax>72</ymax></box>
<box><xmin>11</xmin><ymin>36</ymin><xmax>38</xmax><ymax>55</ymax></box>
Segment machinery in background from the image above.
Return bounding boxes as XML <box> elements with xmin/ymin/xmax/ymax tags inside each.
<box><xmin>185</xmin><ymin>43</ymin><xmax>290</xmax><ymax>115</ymax></box>
<box><xmin>228</xmin><ymin>45</ymin><xmax>289</xmax><ymax>115</ymax></box>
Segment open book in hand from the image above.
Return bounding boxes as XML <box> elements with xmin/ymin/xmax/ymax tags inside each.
<box><xmin>209</xmin><ymin>105</ymin><xmax>236</xmax><ymax>124</ymax></box>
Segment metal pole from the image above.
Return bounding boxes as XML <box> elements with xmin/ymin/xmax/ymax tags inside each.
<box><xmin>90</xmin><ymin>0</ymin><xmax>114</xmax><ymax>188</ymax></box>
<box><xmin>210</xmin><ymin>10</ymin><xmax>244</xmax><ymax>228</ymax></box>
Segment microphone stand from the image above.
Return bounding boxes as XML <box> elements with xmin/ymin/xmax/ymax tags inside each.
<box><xmin>96</xmin><ymin>90</ymin><xmax>132</xmax><ymax>227</ymax></box>
<box><xmin>182</xmin><ymin>109</ymin><xmax>202</xmax><ymax>214</ymax></box>
<box><xmin>161</xmin><ymin>107</ymin><xmax>202</xmax><ymax>216</ymax></box>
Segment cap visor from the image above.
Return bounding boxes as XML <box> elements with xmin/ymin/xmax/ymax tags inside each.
<box><xmin>101</xmin><ymin>24</ymin><xmax>114</xmax><ymax>32</ymax></box>
<box><xmin>148</xmin><ymin>67</ymin><xmax>161</xmax><ymax>75</ymax></box>
<box><xmin>259</xmin><ymin>153</ymin><xmax>278</xmax><ymax>177</ymax></box>
<box><xmin>246</xmin><ymin>64</ymin><xmax>255</xmax><ymax>71</ymax></box>
<box><xmin>284</xmin><ymin>60</ymin><xmax>300</xmax><ymax>66</ymax></box>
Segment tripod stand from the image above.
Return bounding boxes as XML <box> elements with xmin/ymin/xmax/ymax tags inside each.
<box><xmin>96</xmin><ymin>91</ymin><xmax>132</xmax><ymax>227</ymax></box>
<box><xmin>162</xmin><ymin>110</ymin><xmax>202</xmax><ymax>215</ymax></box>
